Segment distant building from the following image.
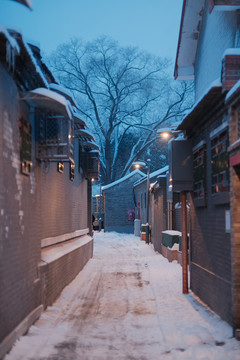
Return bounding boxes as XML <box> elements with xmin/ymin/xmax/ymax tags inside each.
<box><xmin>0</xmin><ymin>28</ymin><xmax>99</xmax><ymax>357</ymax></box>
<box><xmin>102</xmin><ymin>169</ymin><xmax>145</xmax><ymax>233</ymax></box>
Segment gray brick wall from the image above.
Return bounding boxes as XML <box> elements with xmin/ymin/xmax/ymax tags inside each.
<box><xmin>189</xmin><ymin>110</ymin><xmax>232</xmax><ymax>325</ymax></box>
<box><xmin>0</xmin><ymin>65</ymin><xmax>41</xmax><ymax>342</ymax></box>
<box><xmin>103</xmin><ymin>172</ymin><xmax>144</xmax><ymax>233</ymax></box>
<box><xmin>0</xmin><ymin>63</ymin><xmax>92</xmax><ymax>344</ymax></box>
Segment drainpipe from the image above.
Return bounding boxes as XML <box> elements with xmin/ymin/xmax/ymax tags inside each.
<box><xmin>181</xmin><ymin>191</ymin><xmax>188</xmax><ymax>294</ymax></box>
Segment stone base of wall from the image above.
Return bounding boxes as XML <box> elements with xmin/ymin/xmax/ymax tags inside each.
<box><xmin>161</xmin><ymin>244</ymin><xmax>189</xmax><ymax>265</ymax></box>
<box><xmin>0</xmin><ymin>305</ymin><xmax>43</xmax><ymax>359</ymax></box>
<box><xmin>39</xmin><ymin>235</ymin><xmax>93</xmax><ymax>308</ymax></box>
<box><xmin>161</xmin><ymin>244</ymin><xmax>178</xmax><ymax>262</ymax></box>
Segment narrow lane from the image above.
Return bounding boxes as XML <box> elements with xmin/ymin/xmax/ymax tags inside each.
<box><xmin>5</xmin><ymin>232</ymin><xmax>240</xmax><ymax>360</ymax></box>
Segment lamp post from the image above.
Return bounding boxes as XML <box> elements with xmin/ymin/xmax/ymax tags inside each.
<box><xmin>157</xmin><ymin>127</ymin><xmax>189</xmax><ymax>293</ymax></box>
<box><xmin>132</xmin><ymin>160</ymin><xmax>150</xmax><ymax>244</ymax></box>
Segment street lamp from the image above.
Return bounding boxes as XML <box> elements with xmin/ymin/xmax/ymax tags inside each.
<box><xmin>132</xmin><ymin>160</ymin><xmax>150</xmax><ymax>244</ymax></box>
<box><xmin>157</xmin><ymin>127</ymin><xmax>189</xmax><ymax>294</ymax></box>
<box><xmin>157</xmin><ymin>127</ymin><xmax>186</xmax><ymax>140</ymax></box>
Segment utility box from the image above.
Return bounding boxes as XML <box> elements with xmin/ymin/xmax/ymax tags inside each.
<box><xmin>168</xmin><ymin>139</ymin><xmax>193</xmax><ymax>193</ymax></box>
<box><xmin>134</xmin><ymin>219</ymin><xmax>141</xmax><ymax>236</ymax></box>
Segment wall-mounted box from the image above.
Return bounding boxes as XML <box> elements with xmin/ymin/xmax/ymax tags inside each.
<box><xmin>168</xmin><ymin>139</ymin><xmax>193</xmax><ymax>192</ymax></box>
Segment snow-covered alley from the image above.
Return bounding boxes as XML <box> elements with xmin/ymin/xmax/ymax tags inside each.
<box><xmin>5</xmin><ymin>232</ymin><xmax>240</xmax><ymax>360</ymax></box>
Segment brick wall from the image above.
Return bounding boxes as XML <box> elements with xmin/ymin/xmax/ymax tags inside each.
<box><xmin>228</xmin><ymin>100</ymin><xmax>240</xmax><ymax>336</ymax></box>
<box><xmin>103</xmin><ymin>173</ymin><xmax>144</xmax><ymax>233</ymax></box>
<box><xmin>222</xmin><ymin>54</ymin><xmax>240</xmax><ymax>91</ymax></box>
<box><xmin>0</xmin><ymin>62</ymin><xmax>92</xmax><ymax>345</ymax></box>
<box><xmin>189</xmin><ymin>110</ymin><xmax>232</xmax><ymax>325</ymax></box>
<box><xmin>0</xmin><ymin>64</ymin><xmax>41</xmax><ymax>342</ymax></box>
<box><xmin>40</xmin><ymin>238</ymin><xmax>93</xmax><ymax>308</ymax></box>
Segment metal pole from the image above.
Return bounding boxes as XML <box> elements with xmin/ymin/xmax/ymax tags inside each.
<box><xmin>181</xmin><ymin>191</ymin><xmax>188</xmax><ymax>293</ymax></box>
<box><xmin>146</xmin><ymin>168</ymin><xmax>149</xmax><ymax>244</ymax></box>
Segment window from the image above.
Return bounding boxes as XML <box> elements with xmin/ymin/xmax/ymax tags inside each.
<box><xmin>211</xmin><ymin>129</ymin><xmax>229</xmax><ymax>194</ymax></box>
<box><xmin>193</xmin><ymin>143</ymin><xmax>206</xmax><ymax>200</ymax></box>
<box><xmin>35</xmin><ymin>110</ymin><xmax>74</xmax><ymax>162</ymax></box>
<box><xmin>19</xmin><ymin>117</ymin><xmax>32</xmax><ymax>175</ymax></box>
<box><xmin>69</xmin><ymin>160</ymin><xmax>75</xmax><ymax>181</ymax></box>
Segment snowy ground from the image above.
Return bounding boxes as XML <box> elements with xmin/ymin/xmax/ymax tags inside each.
<box><xmin>5</xmin><ymin>232</ymin><xmax>240</xmax><ymax>360</ymax></box>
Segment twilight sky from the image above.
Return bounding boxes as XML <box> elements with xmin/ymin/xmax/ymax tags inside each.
<box><xmin>0</xmin><ymin>0</ymin><xmax>183</xmax><ymax>72</ymax></box>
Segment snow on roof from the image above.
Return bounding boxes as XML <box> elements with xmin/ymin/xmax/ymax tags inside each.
<box><xmin>222</xmin><ymin>48</ymin><xmax>240</xmax><ymax>57</ymax></box>
<box><xmin>177</xmin><ymin>78</ymin><xmax>223</xmax><ymax>130</ymax></box>
<box><xmin>226</xmin><ymin>79</ymin><xmax>240</xmax><ymax>102</ymax></box>
<box><xmin>22</xmin><ymin>38</ymin><xmax>49</xmax><ymax>88</ymax></box>
<box><xmin>149</xmin><ymin>165</ymin><xmax>169</xmax><ymax>179</ymax></box>
<box><xmin>0</xmin><ymin>25</ymin><xmax>20</xmax><ymax>54</ymax></box>
<box><xmin>74</xmin><ymin>128</ymin><xmax>95</xmax><ymax>141</ymax></box>
<box><xmin>49</xmin><ymin>83</ymin><xmax>78</xmax><ymax>107</ymax></box>
<box><xmin>102</xmin><ymin>169</ymin><xmax>145</xmax><ymax>191</ymax></box>
<box><xmin>133</xmin><ymin>165</ymin><xmax>169</xmax><ymax>187</ymax></box>
<box><xmin>29</xmin><ymin>88</ymin><xmax>72</xmax><ymax>119</ymax></box>
<box><xmin>72</xmin><ymin>107</ymin><xmax>87</xmax><ymax>127</ymax></box>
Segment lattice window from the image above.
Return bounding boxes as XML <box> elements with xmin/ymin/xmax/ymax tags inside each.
<box><xmin>35</xmin><ymin>111</ymin><xmax>74</xmax><ymax>161</ymax></box>
<box><xmin>193</xmin><ymin>144</ymin><xmax>206</xmax><ymax>199</ymax></box>
<box><xmin>79</xmin><ymin>149</ymin><xmax>99</xmax><ymax>179</ymax></box>
<box><xmin>95</xmin><ymin>195</ymin><xmax>104</xmax><ymax>215</ymax></box>
<box><xmin>19</xmin><ymin>117</ymin><xmax>32</xmax><ymax>175</ymax></box>
<box><xmin>211</xmin><ymin>130</ymin><xmax>229</xmax><ymax>194</ymax></box>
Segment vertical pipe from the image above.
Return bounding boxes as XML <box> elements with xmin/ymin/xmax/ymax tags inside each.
<box><xmin>146</xmin><ymin>169</ymin><xmax>150</xmax><ymax>244</ymax></box>
<box><xmin>181</xmin><ymin>191</ymin><xmax>188</xmax><ymax>294</ymax></box>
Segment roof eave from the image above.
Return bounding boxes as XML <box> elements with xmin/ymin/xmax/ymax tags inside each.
<box><xmin>174</xmin><ymin>0</ymin><xmax>205</xmax><ymax>80</ymax></box>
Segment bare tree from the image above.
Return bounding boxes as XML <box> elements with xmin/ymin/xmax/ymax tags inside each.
<box><xmin>49</xmin><ymin>36</ymin><xmax>193</xmax><ymax>184</ymax></box>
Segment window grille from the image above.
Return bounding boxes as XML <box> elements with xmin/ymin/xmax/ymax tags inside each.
<box><xmin>193</xmin><ymin>144</ymin><xmax>206</xmax><ymax>199</ymax></box>
<box><xmin>35</xmin><ymin>111</ymin><xmax>74</xmax><ymax>161</ymax></box>
<box><xmin>211</xmin><ymin>129</ymin><xmax>229</xmax><ymax>194</ymax></box>
<box><xmin>19</xmin><ymin>117</ymin><xmax>32</xmax><ymax>175</ymax></box>
<box><xmin>79</xmin><ymin>150</ymin><xmax>99</xmax><ymax>179</ymax></box>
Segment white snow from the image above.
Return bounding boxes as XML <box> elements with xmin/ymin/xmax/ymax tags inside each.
<box><xmin>102</xmin><ymin>169</ymin><xmax>145</xmax><ymax>190</ymax></box>
<box><xmin>30</xmin><ymin>87</ymin><xmax>73</xmax><ymax>119</ymax></box>
<box><xmin>222</xmin><ymin>48</ymin><xmax>240</xmax><ymax>57</ymax></box>
<box><xmin>134</xmin><ymin>166</ymin><xmax>169</xmax><ymax>187</ymax></box>
<box><xmin>5</xmin><ymin>232</ymin><xmax>240</xmax><ymax>360</ymax></box>
<box><xmin>22</xmin><ymin>39</ymin><xmax>49</xmax><ymax>88</ymax></box>
<box><xmin>74</xmin><ymin>128</ymin><xmax>95</xmax><ymax>140</ymax></box>
<box><xmin>226</xmin><ymin>79</ymin><xmax>240</xmax><ymax>102</ymax></box>
<box><xmin>179</xmin><ymin>78</ymin><xmax>222</xmax><ymax>123</ymax></box>
<box><xmin>0</xmin><ymin>25</ymin><xmax>20</xmax><ymax>53</ymax></box>
<box><xmin>49</xmin><ymin>83</ymin><xmax>78</xmax><ymax>107</ymax></box>
<box><xmin>162</xmin><ymin>230</ymin><xmax>182</xmax><ymax>236</ymax></box>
